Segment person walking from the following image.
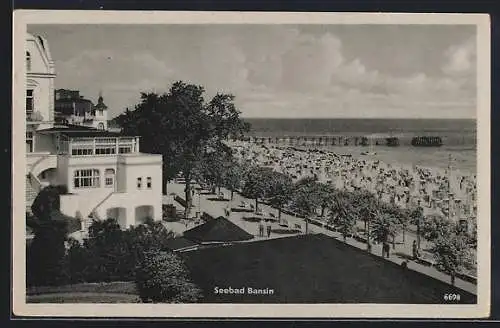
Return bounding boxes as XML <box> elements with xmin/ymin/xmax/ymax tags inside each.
<box><xmin>258</xmin><ymin>220</ymin><xmax>264</xmax><ymax>237</ymax></box>
<box><xmin>412</xmin><ymin>240</ymin><xmax>420</xmax><ymax>260</ymax></box>
<box><xmin>266</xmin><ymin>221</ymin><xmax>272</xmax><ymax>238</ymax></box>
<box><xmin>383</xmin><ymin>241</ymin><xmax>390</xmax><ymax>258</ymax></box>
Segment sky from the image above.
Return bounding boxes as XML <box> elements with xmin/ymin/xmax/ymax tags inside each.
<box><xmin>28</xmin><ymin>24</ymin><xmax>477</xmax><ymax>119</ymax></box>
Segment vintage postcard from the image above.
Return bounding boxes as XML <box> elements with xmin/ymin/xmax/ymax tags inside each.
<box><xmin>12</xmin><ymin>10</ymin><xmax>490</xmax><ymax>318</ymax></box>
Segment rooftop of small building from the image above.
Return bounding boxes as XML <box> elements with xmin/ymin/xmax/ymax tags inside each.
<box><xmin>37</xmin><ymin>124</ymin><xmax>137</xmax><ymax>138</ymax></box>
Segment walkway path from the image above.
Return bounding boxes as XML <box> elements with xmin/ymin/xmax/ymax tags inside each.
<box><xmin>163</xmin><ymin>183</ymin><xmax>477</xmax><ymax>295</ymax></box>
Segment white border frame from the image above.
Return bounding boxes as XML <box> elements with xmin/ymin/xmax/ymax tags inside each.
<box><xmin>12</xmin><ymin>10</ymin><xmax>491</xmax><ymax>318</ymax></box>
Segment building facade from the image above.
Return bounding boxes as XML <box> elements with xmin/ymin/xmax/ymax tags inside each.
<box><xmin>25</xmin><ymin>33</ymin><xmax>163</xmax><ymax>234</ymax></box>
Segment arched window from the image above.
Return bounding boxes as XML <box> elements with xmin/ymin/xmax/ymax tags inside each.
<box><xmin>26</xmin><ymin>52</ymin><xmax>31</xmax><ymax>71</ymax></box>
<box><xmin>97</xmin><ymin>122</ymin><xmax>105</xmax><ymax>130</ymax></box>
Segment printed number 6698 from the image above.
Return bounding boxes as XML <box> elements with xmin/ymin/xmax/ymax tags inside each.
<box><xmin>444</xmin><ymin>294</ymin><xmax>461</xmax><ymax>301</ymax></box>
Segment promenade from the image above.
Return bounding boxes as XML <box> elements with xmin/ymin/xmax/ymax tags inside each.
<box><xmin>163</xmin><ymin>183</ymin><xmax>477</xmax><ymax>295</ymax></box>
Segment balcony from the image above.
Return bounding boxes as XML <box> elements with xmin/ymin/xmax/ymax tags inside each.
<box><xmin>57</xmin><ymin>136</ymin><xmax>141</xmax><ymax>157</ymax></box>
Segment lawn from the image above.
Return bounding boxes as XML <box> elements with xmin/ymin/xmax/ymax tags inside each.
<box><xmin>182</xmin><ymin>234</ymin><xmax>476</xmax><ymax>304</ymax></box>
<box><xmin>26</xmin><ymin>281</ymin><xmax>139</xmax><ymax>303</ymax></box>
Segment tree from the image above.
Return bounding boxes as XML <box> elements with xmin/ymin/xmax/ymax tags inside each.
<box><xmin>27</xmin><ymin>185</ymin><xmax>78</xmax><ymax>286</ymax></box>
<box><xmin>27</xmin><ymin>218</ymin><xmax>69</xmax><ymax>286</ymax></box>
<box><xmin>126</xmin><ymin>217</ymin><xmax>176</xmax><ymax>263</ymax></box>
<box><xmin>267</xmin><ymin>171</ymin><xmax>294</xmax><ymax>222</ymax></box>
<box><xmin>195</xmin><ymin>145</ymin><xmax>233</xmax><ymax>194</ymax></box>
<box><xmin>431</xmin><ymin>233</ymin><xmax>474</xmax><ymax>285</ymax></box>
<box><xmin>380</xmin><ymin>203</ymin><xmax>405</xmax><ymax>248</ymax></box>
<box><xmin>30</xmin><ymin>185</ymin><xmax>68</xmax><ymax>221</ymax></box>
<box><xmin>327</xmin><ymin>191</ymin><xmax>357</xmax><ymax>242</ymax></box>
<box><xmin>352</xmin><ymin>190</ymin><xmax>378</xmax><ymax>251</ymax></box>
<box><xmin>399</xmin><ymin>209</ymin><xmax>411</xmax><ymax>244</ymax></box>
<box><xmin>81</xmin><ymin>218</ymin><xmax>133</xmax><ymax>282</ymax></box>
<box><xmin>421</xmin><ymin>215</ymin><xmax>456</xmax><ymax>243</ymax></box>
<box><xmin>290</xmin><ymin>178</ymin><xmax>321</xmax><ymax>234</ymax></box>
<box><xmin>370</xmin><ymin>210</ymin><xmax>400</xmax><ymax>247</ymax></box>
<box><xmin>135</xmin><ymin>250</ymin><xmax>202</xmax><ymax>303</ymax></box>
<box><xmin>117</xmin><ymin>82</ymin><xmax>250</xmax><ymax>218</ymax></box>
<box><xmin>224</xmin><ymin>162</ymin><xmax>244</xmax><ymax>200</ymax></box>
<box><xmin>408</xmin><ymin>205</ymin><xmax>424</xmax><ymax>248</ymax></box>
<box><xmin>66</xmin><ymin>237</ymin><xmax>90</xmax><ymax>284</ymax></box>
<box><xmin>66</xmin><ymin>218</ymin><xmax>176</xmax><ymax>284</ymax></box>
<box><xmin>317</xmin><ymin>183</ymin><xmax>336</xmax><ymax>219</ymax></box>
<box><xmin>242</xmin><ymin>166</ymin><xmax>273</xmax><ymax>211</ymax></box>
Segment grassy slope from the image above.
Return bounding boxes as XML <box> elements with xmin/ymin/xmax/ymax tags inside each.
<box><xmin>183</xmin><ymin>234</ymin><xmax>476</xmax><ymax>304</ymax></box>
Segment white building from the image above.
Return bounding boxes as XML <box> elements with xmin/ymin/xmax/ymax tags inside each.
<box><xmin>26</xmin><ymin>33</ymin><xmax>163</xmax><ymax>233</ymax></box>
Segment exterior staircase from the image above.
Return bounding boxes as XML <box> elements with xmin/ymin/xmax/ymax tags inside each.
<box><xmin>25</xmin><ymin>175</ymin><xmax>38</xmax><ymax>213</ymax></box>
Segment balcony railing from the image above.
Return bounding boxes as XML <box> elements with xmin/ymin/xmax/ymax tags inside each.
<box><xmin>60</xmin><ymin>136</ymin><xmax>140</xmax><ymax>156</ymax></box>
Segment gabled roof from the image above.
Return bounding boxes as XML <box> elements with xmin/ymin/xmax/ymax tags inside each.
<box><xmin>183</xmin><ymin>217</ymin><xmax>254</xmax><ymax>243</ymax></box>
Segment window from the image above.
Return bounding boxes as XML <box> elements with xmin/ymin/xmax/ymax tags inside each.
<box><xmin>74</xmin><ymin>169</ymin><xmax>100</xmax><ymax>188</ymax></box>
<box><xmin>72</xmin><ymin>146</ymin><xmax>94</xmax><ymax>156</ymax></box>
<box><xmin>137</xmin><ymin>177</ymin><xmax>142</xmax><ymax>189</ymax></box>
<box><xmin>95</xmin><ymin>146</ymin><xmax>116</xmax><ymax>155</ymax></box>
<box><xmin>26</xmin><ymin>131</ymin><xmax>33</xmax><ymax>153</ymax></box>
<box><xmin>97</xmin><ymin>122</ymin><xmax>105</xmax><ymax>130</ymax></box>
<box><xmin>119</xmin><ymin>146</ymin><xmax>132</xmax><ymax>154</ymax></box>
<box><xmin>105</xmin><ymin>177</ymin><xmax>114</xmax><ymax>186</ymax></box>
<box><xmin>105</xmin><ymin>169</ymin><xmax>115</xmax><ymax>187</ymax></box>
<box><xmin>26</xmin><ymin>52</ymin><xmax>31</xmax><ymax>71</ymax></box>
<box><xmin>26</xmin><ymin>89</ymin><xmax>34</xmax><ymax>115</ymax></box>
<box><xmin>146</xmin><ymin>177</ymin><xmax>152</xmax><ymax>189</ymax></box>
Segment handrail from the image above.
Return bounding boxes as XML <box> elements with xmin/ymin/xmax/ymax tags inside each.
<box><xmin>88</xmin><ymin>191</ymin><xmax>115</xmax><ymax>219</ymax></box>
<box><xmin>28</xmin><ymin>172</ymin><xmax>43</xmax><ymax>194</ymax></box>
<box><xmin>29</xmin><ymin>153</ymin><xmax>49</xmax><ymax>170</ymax></box>
<box><xmin>29</xmin><ymin>154</ymin><xmax>54</xmax><ymax>177</ymax></box>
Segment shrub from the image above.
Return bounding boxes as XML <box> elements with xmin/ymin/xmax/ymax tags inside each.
<box><xmin>135</xmin><ymin>250</ymin><xmax>202</xmax><ymax>303</ymax></box>
<box><xmin>65</xmin><ymin>218</ymin><xmax>176</xmax><ymax>284</ymax></box>
<box><xmin>27</xmin><ymin>223</ymin><xmax>69</xmax><ymax>286</ymax></box>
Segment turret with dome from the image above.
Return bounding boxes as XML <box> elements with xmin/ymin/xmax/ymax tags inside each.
<box><xmin>93</xmin><ymin>91</ymin><xmax>108</xmax><ymax>130</ymax></box>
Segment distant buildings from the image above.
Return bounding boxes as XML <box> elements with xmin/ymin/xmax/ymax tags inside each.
<box><xmin>55</xmin><ymin>89</ymin><xmax>108</xmax><ymax>130</ymax></box>
<box><xmin>25</xmin><ymin>33</ymin><xmax>163</xmax><ymax>237</ymax></box>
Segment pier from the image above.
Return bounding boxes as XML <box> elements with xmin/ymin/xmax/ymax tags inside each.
<box><xmin>231</xmin><ymin>135</ymin><xmax>397</xmax><ymax>147</ymax></box>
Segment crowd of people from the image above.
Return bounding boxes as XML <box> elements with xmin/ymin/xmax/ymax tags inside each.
<box><xmin>229</xmin><ymin>141</ymin><xmax>477</xmax><ymax>226</ymax></box>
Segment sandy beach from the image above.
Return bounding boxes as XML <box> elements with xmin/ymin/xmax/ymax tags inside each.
<box><xmin>229</xmin><ymin>141</ymin><xmax>477</xmax><ymax>225</ymax></box>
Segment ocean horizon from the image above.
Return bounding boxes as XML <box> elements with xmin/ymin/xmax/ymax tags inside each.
<box><xmin>243</xmin><ymin>118</ymin><xmax>476</xmax><ymax>136</ymax></box>
<box><xmin>241</xmin><ymin>118</ymin><xmax>477</xmax><ymax>174</ymax></box>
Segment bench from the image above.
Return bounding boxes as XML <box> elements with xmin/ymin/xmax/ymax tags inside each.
<box><xmin>353</xmin><ymin>235</ymin><xmax>368</xmax><ymax>243</ymax></box>
<box><xmin>416</xmin><ymin>257</ymin><xmax>436</xmax><ymax>267</ymax></box>
<box><xmin>456</xmin><ymin>272</ymin><xmax>477</xmax><ymax>284</ymax></box>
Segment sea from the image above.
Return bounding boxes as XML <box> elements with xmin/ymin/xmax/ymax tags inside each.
<box><xmin>243</xmin><ymin>118</ymin><xmax>477</xmax><ymax>174</ymax></box>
